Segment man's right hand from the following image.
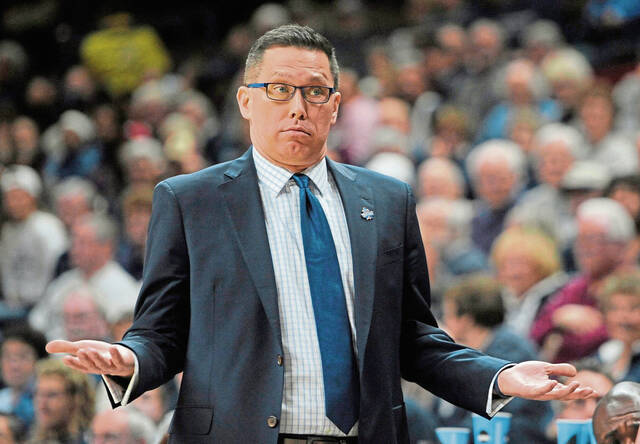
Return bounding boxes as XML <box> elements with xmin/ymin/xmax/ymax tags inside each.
<box><xmin>46</xmin><ymin>340</ymin><xmax>136</xmax><ymax>378</ymax></box>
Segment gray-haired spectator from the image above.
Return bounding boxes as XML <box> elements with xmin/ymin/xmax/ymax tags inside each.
<box><xmin>578</xmin><ymin>83</ymin><xmax>638</xmax><ymax>178</ymax></box>
<box><xmin>6</xmin><ymin>116</ymin><xmax>46</xmax><ymax>172</ymax></box>
<box><xmin>61</xmin><ymin>284</ymin><xmax>110</xmax><ymax>343</ymax></box>
<box><xmin>0</xmin><ymin>165</ymin><xmax>67</xmax><ymax>317</ymax></box>
<box><xmin>511</xmin><ymin>123</ymin><xmax>586</xmax><ymax>247</ymax></box>
<box><xmin>364</xmin><ymin>151</ymin><xmax>415</xmax><ymax>189</ymax></box>
<box><xmin>521</xmin><ymin>19</ymin><xmax>565</xmax><ymax>65</ymax></box>
<box><xmin>29</xmin><ymin>213</ymin><xmax>139</xmax><ymax>341</ymax></box>
<box><xmin>89</xmin><ymin>406</ymin><xmax>157</xmax><ymax>444</ymax></box>
<box><xmin>467</xmin><ymin>139</ymin><xmax>527</xmax><ymax>253</ymax></box>
<box><xmin>531</xmin><ymin>198</ymin><xmax>636</xmax><ymax>363</ymax></box>
<box><xmin>541</xmin><ymin>47</ymin><xmax>594</xmax><ymax>124</ymax></box>
<box><xmin>119</xmin><ymin>137</ymin><xmax>167</xmax><ymax>187</ymax></box>
<box><xmin>417</xmin><ymin>157</ymin><xmax>466</xmax><ymax>201</ymax></box>
<box><xmin>477</xmin><ymin>58</ymin><xmax>560</xmax><ymax>143</ymax></box>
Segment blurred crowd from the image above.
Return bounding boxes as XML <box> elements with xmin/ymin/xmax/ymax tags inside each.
<box><xmin>1</xmin><ymin>0</ymin><xmax>640</xmax><ymax>442</ymax></box>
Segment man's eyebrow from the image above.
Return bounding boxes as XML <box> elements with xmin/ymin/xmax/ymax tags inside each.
<box><xmin>271</xmin><ymin>70</ymin><xmax>331</xmax><ymax>85</ymax></box>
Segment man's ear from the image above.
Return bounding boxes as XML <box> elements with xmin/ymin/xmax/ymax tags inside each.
<box><xmin>237</xmin><ymin>86</ymin><xmax>251</xmax><ymax>120</ymax></box>
<box><xmin>330</xmin><ymin>91</ymin><xmax>341</xmax><ymax>125</ymax></box>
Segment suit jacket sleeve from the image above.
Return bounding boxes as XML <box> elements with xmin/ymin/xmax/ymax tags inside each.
<box><xmin>116</xmin><ymin>180</ymin><xmax>191</xmax><ymax>402</ymax></box>
<box><xmin>398</xmin><ymin>184</ymin><xmax>510</xmax><ymax>417</ymax></box>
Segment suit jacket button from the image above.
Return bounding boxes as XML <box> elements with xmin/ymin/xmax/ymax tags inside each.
<box><xmin>267</xmin><ymin>416</ymin><xmax>278</xmax><ymax>428</ymax></box>
<box><xmin>277</xmin><ymin>354</ymin><xmax>283</xmax><ymax>366</ymax></box>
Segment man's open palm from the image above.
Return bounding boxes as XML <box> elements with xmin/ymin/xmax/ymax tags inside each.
<box><xmin>498</xmin><ymin>361</ymin><xmax>597</xmax><ymax>401</ymax></box>
<box><xmin>46</xmin><ymin>339</ymin><xmax>135</xmax><ymax>377</ymax></box>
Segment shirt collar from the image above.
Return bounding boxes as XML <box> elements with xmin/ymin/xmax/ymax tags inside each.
<box><xmin>252</xmin><ymin>146</ymin><xmax>329</xmax><ymax>197</ymax></box>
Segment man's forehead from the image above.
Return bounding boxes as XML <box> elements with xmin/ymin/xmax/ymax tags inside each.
<box><xmin>258</xmin><ymin>46</ymin><xmax>332</xmax><ymax>82</ymax></box>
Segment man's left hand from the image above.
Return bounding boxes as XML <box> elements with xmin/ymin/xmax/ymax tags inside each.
<box><xmin>497</xmin><ymin>361</ymin><xmax>597</xmax><ymax>401</ymax></box>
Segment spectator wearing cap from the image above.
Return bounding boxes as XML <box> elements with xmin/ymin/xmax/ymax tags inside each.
<box><xmin>577</xmin><ymin>83</ymin><xmax>638</xmax><ymax>178</ymax></box>
<box><xmin>511</xmin><ymin>123</ymin><xmax>586</xmax><ymax>248</ymax></box>
<box><xmin>467</xmin><ymin>139</ymin><xmax>527</xmax><ymax>254</ymax></box>
<box><xmin>531</xmin><ymin>198</ymin><xmax>636</xmax><ymax>363</ymax></box>
<box><xmin>0</xmin><ymin>165</ymin><xmax>67</xmax><ymax>317</ymax></box>
<box><xmin>42</xmin><ymin>109</ymin><xmax>102</xmax><ymax>184</ymax></box>
<box><xmin>0</xmin><ymin>325</ymin><xmax>48</xmax><ymax>429</ymax></box>
<box><xmin>594</xmin><ymin>269</ymin><xmax>640</xmax><ymax>383</ymax></box>
<box><xmin>29</xmin><ymin>213</ymin><xmax>139</xmax><ymax>341</ymax></box>
<box><xmin>436</xmin><ymin>274</ymin><xmax>554</xmax><ymax>444</ymax></box>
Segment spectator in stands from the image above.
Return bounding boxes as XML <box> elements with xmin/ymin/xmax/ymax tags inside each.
<box><xmin>594</xmin><ymin>269</ymin><xmax>640</xmax><ymax>382</ymax></box>
<box><xmin>521</xmin><ymin>19</ymin><xmax>565</xmax><ymax>66</ymax></box>
<box><xmin>512</xmin><ymin>123</ymin><xmax>586</xmax><ymax>248</ymax></box>
<box><xmin>467</xmin><ymin>139</ymin><xmax>526</xmax><ymax>253</ymax></box>
<box><xmin>61</xmin><ymin>285</ymin><xmax>110</xmax><ymax>343</ymax></box>
<box><xmin>613</xmin><ymin>61</ymin><xmax>640</xmax><ymax>138</ymax></box>
<box><xmin>7</xmin><ymin>116</ymin><xmax>46</xmax><ymax>172</ymax></box>
<box><xmin>131</xmin><ymin>382</ymin><xmax>176</xmax><ymax>426</ymax></box>
<box><xmin>29</xmin><ymin>214</ymin><xmax>139</xmax><ymax>341</ymax></box>
<box><xmin>0</xmin><ymin>413</ymin><xmax>27</xmax><ymax>444</ymax></box>
<box><xmin>30</xmin><ymin>358</ymin><xmax>94</xmax><ymax>443</ymax></box>
<box><xmin>492</xmin><ymin>226</ymin><xmax>570</xmax><ymax>338</ymax></box>
<box><xmin>43</xmin><ymin>110</ymin><xmax>103</xmax><ymax>184</ymax></box>
<box><xmin>577</xmin><ymin>83</ymin><xmax>638</xmax><ymax>178</ymax></box>
<box><xmin>436</xmin><ymin>274</ymin><xmax>553</xmax><ymax>444</ymax></box>
<box><xmin>80</xmin><ymin>12</ymin><xmax>172</xmax><ymax>99</ymax></box>
<box><xmin>531</xmin><ymin>198</ymin><xmax>635</xmax><ymax>362</ymax></box>
<box><xmin>417</xmin><ymin>104</ymin><xmax>471</xmax><ymax>169</ymax></box>
<box><xmin>592</xmin><ymin>381</ymin><xmax>640</xmax><ymax>444</ymax></box>
<box><xmin>0</xmin><ymin>325</ymin><xmax>47</xmax><ymax>429</ymax></box>
<box><xmin>540</xmin><ymin>48</ymin><xmax>594</xmax><ymax>124</ymax></box>
<box><xmin>416</xmin><ymin>157</ymin><xmax>466</xmax><ymax>201</ymax></box>
<box><xmin>88</xmin><ymin>407</ymin><xmax>156</xmax><ymax>444</ymax></box>
<box><xmin>118</xmin><ymin>137</ymin><xmax>167</xmax><ymax>190</ymax></box>
<box><xmin>477</xmin><ymin>58</ymin><xmax>560</xmax><ymax>142</ymax></box>
<box><xmin>0</xmin><ymin>165</ymin><xmax>67</xmax><ymax>317</ymax></box>
<box><xmin>332</xmin><ymin>69</ymin><xmax>379</xmax><ymax>166</ymax></box>
<box><xmin>606</xmin><ymin>175</ymin><xmax>640</xmax><ymax>266</ymax></box>
<box><xmin>115</xmin><ymin>185</ymin><xmax>154</xmax><ymax>281</ymax></box>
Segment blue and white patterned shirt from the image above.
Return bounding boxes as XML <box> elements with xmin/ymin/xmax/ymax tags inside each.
<box><xmin>253</xmin><ymin>147</ymin><xmax>358</xmax><ymax>436</ymax></box>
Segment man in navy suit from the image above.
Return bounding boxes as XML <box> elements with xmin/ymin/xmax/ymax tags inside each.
<box><xmin>48</xmin><ymin>25</ymin><xmax>595</xmax><ymax>444</ymax></box>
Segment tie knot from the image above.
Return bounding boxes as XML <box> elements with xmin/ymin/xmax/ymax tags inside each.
<box><xmin>292</xmin><ymin>173</ymin><xmax>310</xmax><ymax>189</ymax></box>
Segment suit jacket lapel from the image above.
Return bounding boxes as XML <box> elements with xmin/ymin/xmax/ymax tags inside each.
<box><xmin>328</xmin><ymin>159</ymin><xmax>378</xmax><ymax>371</ymax></box>
<box><xmin>219</xmin><ymin>148</ymin><xmax>282</xmax><ymax>346</ymax></box>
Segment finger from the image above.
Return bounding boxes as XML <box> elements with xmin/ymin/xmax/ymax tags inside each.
<box><xmin>62</xmin><ymin>355</ymin><xmax>95</xmax><ymax>374</ymax></box>
<box><xmin>78</xmin><ymin>349</ymin><xmax>113</xmax><ymax>374</ymax></box>
<box><xmin>85</xmin><ymin>349</ymin><xmax>115</xmax><ymax>372</ymax></box>
<box><xmin>561</xmin><ymin>387</ymin><xmax>596</xmax><ymax>400</ymax></box>
<box><xmin>110</xmin><ymin>346</ymin><xmax>129</xmax><ymax>368</ymax></box>
<box><xmin>544</xmin><ymin>363</ymin><xmax>577</xmax><ymax>378</ymax></box>
<box><xmin>526</xmin><ymin>379</ymin><xmax>558</xmax><ymax>397</ymax></box>
<box><xmin>540</xmin><ymin>381</ymin><xmax>580</xmax><ymax>400</ymax></box>
<box><xmin>46</xmin><ymin>340</ymin><xmax>80</xmax><ymax>355</ymax></box>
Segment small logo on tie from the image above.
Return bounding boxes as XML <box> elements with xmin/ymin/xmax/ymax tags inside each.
<box><xmin>360</xmin><ymin>207</ymin><xmax>374</xmax><ymax>221</ymax></box>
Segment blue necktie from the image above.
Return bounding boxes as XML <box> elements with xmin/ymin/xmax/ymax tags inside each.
<box><xmin>292</xmin><ymin>173</ymin><xmax>359</xmax><ymax>434</ymax></box>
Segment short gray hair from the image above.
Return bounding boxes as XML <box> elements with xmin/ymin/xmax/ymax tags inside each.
<box><xmin>244</xmin><ymin>24</ymin><xmax>340</xmax><ymax>89</ymax></box>
<box><xmin>533</xmin><ymin>123</ymin><xmax>587</xmax><ymax>160</ymax></box>
<box><xmin>76</xmin><ymin>213</ymin><xmax>118</xmax><ymax>244</ymax></box>
<box><xmin>126</xmin><ymin>407</ymin><xmax>157</xmax><ymax>443</ymax></box>
<box><xmin>577</xmin><ymin>197</ymin><xmax>635</xmax><ymax>242</ymax></box>
<box><xmin>466</xmin><ymin>139</ymin><xmax>526</xmax><ymax>188</ymax></box>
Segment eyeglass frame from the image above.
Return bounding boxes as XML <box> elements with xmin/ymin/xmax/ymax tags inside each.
<box><xmin>246</xmin><ymin>82</ymin><xmax>336</xmax><ymax>104</ymax></box>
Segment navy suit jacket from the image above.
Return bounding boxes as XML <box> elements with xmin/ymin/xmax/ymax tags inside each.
<box><xmin>117</xmin><ymin>149</ymin><xmax>509</xmax><ymax>443</ymax></box>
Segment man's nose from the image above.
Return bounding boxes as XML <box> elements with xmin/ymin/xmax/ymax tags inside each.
<box><xmin>289</xmin><ymin>88</ymin><xmax>307</xmax><ymax>120</ymax></box>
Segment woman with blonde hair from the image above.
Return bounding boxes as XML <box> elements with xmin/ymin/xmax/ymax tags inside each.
<box><xmin>29</xmin><ymin>358</ymin><xmax>94</xmax><ymax>444</ymax></box>
<box><xmin>491</xmin><ymin>225</ymin><xmax>569</xmax><ymax>338</ymax></box>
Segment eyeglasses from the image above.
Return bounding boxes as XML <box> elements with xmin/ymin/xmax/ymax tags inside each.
<box><xmin>246</xmin><ymin>82</ymin><xmax>335</xmax><ymax>104</ymax></box>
